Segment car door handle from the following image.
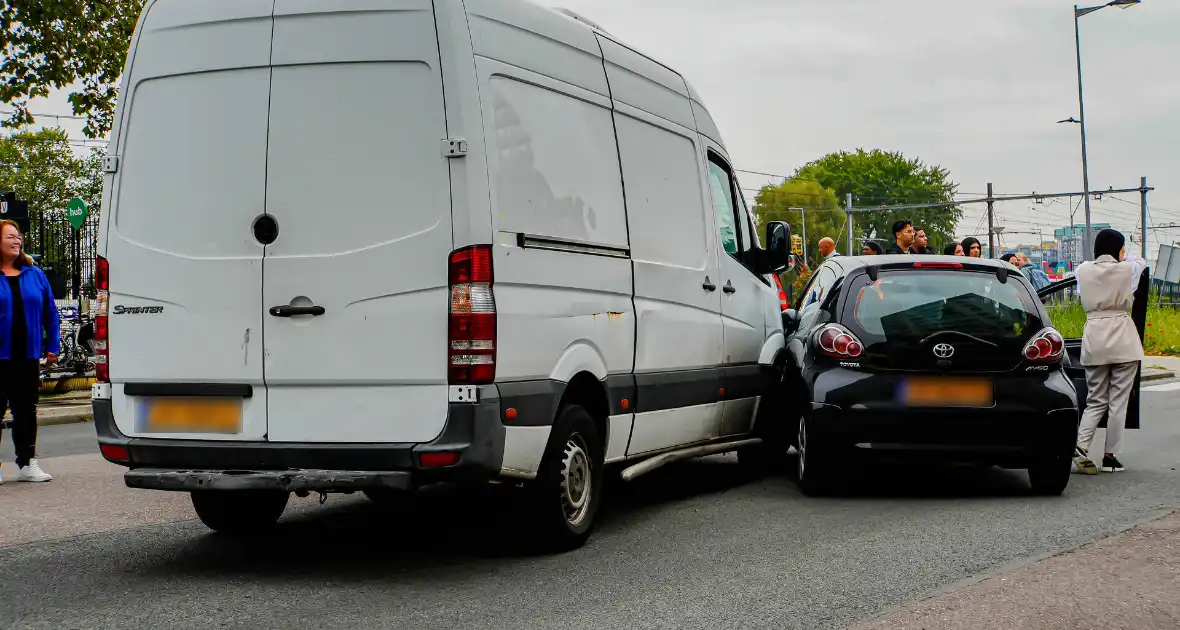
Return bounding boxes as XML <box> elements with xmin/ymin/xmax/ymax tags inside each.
<box><xmin>723</xmin><ymin>281</ymin><xmax>736</xmax><ymax>294</ymax></box>
<box><xmin>702</xmin><ymin>277</ymin><xmax>717</xmax><ymax>292</ymax></box>
<box><xmin>269</xmin><ymin>305</ymin><xmax>326</xmax><ymax>318</ymax></box>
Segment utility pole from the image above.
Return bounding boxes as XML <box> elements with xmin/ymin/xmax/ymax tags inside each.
<box><xmin>846</xmin><ymin>193</ymin><xmax>854</xmax><ymax>255</ymax></box>
<box><xmin>987</xmin><ymin>182</ymin><xmax>995</xmax><ymax>258</ymax></box>
<box><xmin>1140</xmin><ymin>176</ymin><xmax>1149</xmax><ymax>259</ymax></box>
<box><xmin>1074</xmin><ymin>5</ymin><xmax>1095</xmax><ymax>260</ymax></box>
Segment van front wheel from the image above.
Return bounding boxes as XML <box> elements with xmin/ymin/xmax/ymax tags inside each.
<box><xmin>191</xmin><ymin>490</ymin><xmax>289</xmax><ymax>536</ymax></box>
<box><xmin>527</xmin><ymin>405</ymin><xmax>604</xmax><ymax>552</ymax></box>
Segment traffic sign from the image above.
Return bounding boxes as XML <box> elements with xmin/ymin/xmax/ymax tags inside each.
<box><xmin>66</xmin><ymin>197</ymin><xmax>89</xmax><ymax>230</ymax></box>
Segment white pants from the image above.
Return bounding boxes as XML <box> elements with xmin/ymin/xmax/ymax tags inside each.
<box><xmin>1077</xmin><ymin>361</ymin><xmax>1139</xmax><ymax>456</ymax></box>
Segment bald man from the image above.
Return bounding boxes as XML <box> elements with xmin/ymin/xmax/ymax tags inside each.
<box><xmin>817</xmin><ymin>237</ymin><xmax>839</xmax><ymax>261</ymax></box>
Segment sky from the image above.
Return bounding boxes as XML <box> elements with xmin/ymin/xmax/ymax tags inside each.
<box><xmin>537</xmin><ymin>0</ymin><xmax>1180</xmax><ymax>253</ymax></box>
<box><xmin>13</xmin><ymin>0</ymin><xmax>1179</xmax><ymax>254</ymax></box>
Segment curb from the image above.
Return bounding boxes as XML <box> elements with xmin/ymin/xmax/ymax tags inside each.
<box><xmin>1142</xmin><ymin>370</ymin><xmax>1175</xmax><ymax>383</ymax></box>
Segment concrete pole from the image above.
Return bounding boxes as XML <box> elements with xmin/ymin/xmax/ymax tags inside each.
<box><xmin>1141</xmin><ymin>176</ymin><xmax>1149</xmax><ymax>259</ymax></box>
<box><xmin>846</xmin><ymin>193</ymin><xmax>854</xmax><ymax>255</ymax></box>
<box><xmin>987</xmin><ymin>182</ymin><xmax>995</xmax><ymax>258</ymax></box>
<box><xmin>1074</xmin><ymin>6</ymin><xmax>1095</xmax><ymax>260</ymax></box>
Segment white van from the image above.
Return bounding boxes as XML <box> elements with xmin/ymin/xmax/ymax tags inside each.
<box><xmin>91</xmin><ymin>0</ymin><xmax>793</xmax><ymax>549</ymax></box>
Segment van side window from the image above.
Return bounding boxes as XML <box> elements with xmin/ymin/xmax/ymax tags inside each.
<box><xmin>707</xmin><ymin>160</ymin><xmax>740</xmax><ymax>258</ymax></box>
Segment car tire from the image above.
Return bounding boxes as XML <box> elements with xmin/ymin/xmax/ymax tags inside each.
<box><xmin>191</xmin><ymin>490</ymin><xmax>289</xmax><ymax>536</ymax></box>
<box><xmin>525</xmin><ymin>404</ymin><xmax>604</xmax><ymax>552</ymax></box>
<box><xmin>796</xmin><ymin>413</ymin><xmax>836</xmax><ymax>496</ymax></box>
<box><xmin>1027</xmin><ymin>456</ymin><xmax>1071</xmax><ymax>496</ymax></box>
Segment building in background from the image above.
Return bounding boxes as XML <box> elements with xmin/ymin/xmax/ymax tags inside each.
<box><xmin>1055</xmin><ymin>223</ymin><xmax>1113</xmax><ymax>267</ymax></box>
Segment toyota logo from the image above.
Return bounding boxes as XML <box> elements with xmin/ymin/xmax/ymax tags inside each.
<box><xmin>933</xmin><ymin>343</ymin><xmax>955</xmax><ymax>359</ymax></box>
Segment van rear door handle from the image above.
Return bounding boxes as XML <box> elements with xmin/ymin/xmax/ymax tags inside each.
<box><xmin>723</xmin><ymin>281</ymin><xmax>736</xmax><ymax>294</ymax></box>
<box><xmin>702</xmin><ymin>277</ymin><xmax>717</xmax><ymax>292</ymax></box>
<box><xmin>269</xmin><ymin>305</ymin><xmax>326</xmax><ymax>318</ymax></box>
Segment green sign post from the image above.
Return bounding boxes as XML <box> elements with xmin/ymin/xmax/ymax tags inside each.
<box><xmin>66</xmin><ymin>197</ymin><xmax>89</xmax><ymax>230</ymax></box>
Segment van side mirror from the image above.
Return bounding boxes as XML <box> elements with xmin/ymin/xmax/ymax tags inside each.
<box><xmin>782</xmin><ymin>308</ymin><xmax>801</xmax><ymax>334</ymax></box>
<box><xmin>758</xmin><ymin>221</ymin><xmax>792</xmax><ymax>274</ymax></box>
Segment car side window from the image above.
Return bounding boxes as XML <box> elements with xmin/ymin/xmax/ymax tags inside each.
<box><xmin>707</xmin><ymin>159</ymin><xmax>741</xmax><ymax>259</ymax></box>
<box><xmin>801</xmin><ymin>266</ymin><xmax>836</xmax><ymax>312</ymax></box>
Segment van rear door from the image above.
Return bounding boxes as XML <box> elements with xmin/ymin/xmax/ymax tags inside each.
<box><xmin>261</xmin><ymin>0</ymin><xmax>454</xmax><ymax>443</ymax></box>
<box><xmin>104</xmin><ymin>0</ymin><xmax>274</xmax><ymax>440</ymax></box>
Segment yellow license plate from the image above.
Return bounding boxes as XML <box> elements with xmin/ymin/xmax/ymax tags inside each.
<box><xmin>900</xmin><ymin>378</ymin><xmax>993</xmax><ymax>408</ymax></box>
<box><xmin>141</xmin><ymin>398</ymin><xmax>242</xmax><ymax>434</ymax></box>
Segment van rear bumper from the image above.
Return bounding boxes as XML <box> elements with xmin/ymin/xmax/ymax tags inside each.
<box><xmin>92</xmin><ymin>385</ymin><xmax>507</xmax><ymax>491</ymax></box>
<box><xmin>124</xmin><ymin>467</ymin><xmax>413</xmax><ymax>492</ymax></box>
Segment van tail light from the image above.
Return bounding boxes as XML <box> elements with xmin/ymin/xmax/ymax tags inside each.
<box><xmin>448</xmin><ymin>246</ymin><xmax>496</xmax><ymax>384</ymax></box>
<box><xmin>815</xmin><ymin>324</ymin><xmax>864</xmax><ymax>359</ymax></box>
<box><xmin>772</xmin><ymin>275</ymin><xmax>788</xmax><ymax>311</ymax></box>
<box><xmin>94</xmin><ymin>255</ymin><xmax>110</xmax><ymax>383</ymax></box>
<box><xmin>1023</xmin><ymin>327</ymin><xmax>1065</xmax><ymax>363</ymax></box>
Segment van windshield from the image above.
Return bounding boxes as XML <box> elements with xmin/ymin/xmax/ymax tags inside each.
<box><xmin>843</xmin><ymin>269</ymin><xmax>1044</xmax><ymax>370</ymax></box>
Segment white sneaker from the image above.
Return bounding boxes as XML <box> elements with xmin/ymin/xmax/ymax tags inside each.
<box><xmin>17</xmin><ymin>459</ymin><xmax>53</xmax><ymax>482</ymax></box>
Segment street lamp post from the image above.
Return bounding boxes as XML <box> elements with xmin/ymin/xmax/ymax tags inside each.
<box><xmin>1068</xmin><ymin>0</ymin><xmax>1141</xmax><ymax>260</ymax></box>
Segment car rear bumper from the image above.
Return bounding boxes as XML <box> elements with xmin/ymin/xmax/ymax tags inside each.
<box><xmin>92</xmin><ymin>386</ymin><xmax>508</xmax><ymax>492</ymax></box>
<box><xmin>807</xmin><ymin>368</ymin><xmax>1080</xmax><ymax>464</ymax></box>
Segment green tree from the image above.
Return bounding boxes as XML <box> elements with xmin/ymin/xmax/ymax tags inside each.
<box><xmin>794</xmin><ymin>149</ymin><xmax>961</xmax><ymax>253</ymax></box>
<box><xmin>0</xmin><ymin>128</ymin><xmax>83</xmax><ymax>224</ymax></box>
<box><xmin>752</xmin><ymin>178</ymin><xmax>846</xmax><ymax>269</ymax></box>
<box><xmin>1</xmin><ymin>0</ymin><xmax>145</xmax><ymax>138</ymax></box>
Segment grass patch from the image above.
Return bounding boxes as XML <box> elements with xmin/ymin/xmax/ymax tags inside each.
<box><xmin>1045</xmin><ymin>298</ymin><xmax>1180</xmax><ymax>357</ymax></box>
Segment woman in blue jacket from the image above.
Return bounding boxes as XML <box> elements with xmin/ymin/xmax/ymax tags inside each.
<box><xmin>0</xmin><ymin>219</ymin><xmax>59</xmax><ymax>483</ymax></box>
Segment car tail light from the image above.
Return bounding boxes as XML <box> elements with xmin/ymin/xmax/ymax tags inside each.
<box><xmin>1023</xmin><ymin>327</ymin><xmax>1065</xmax><ymax>363</ymax></box>
<box><xmin>448</xmin><ymin>246</ymin><xmax>496</xmax><ymax>384</ymax></box>
<box><xmin>772</xmin><ymin>275</ymin><xmax>788</xmax><ymax>311</ymax></box>
<box><xmin>815</xmin><ymin>324</ymin><xmax>864</xmax><ymax>358</ymax></box>
<box><xmin>419</xmin><ymin>451</ymin><xmax>461</xmax><ymax>468</ymax></box>
<box><xmin>94</xmin><ymin>255</ymin><xmax>110</xmax><ymax>383</ymax></box>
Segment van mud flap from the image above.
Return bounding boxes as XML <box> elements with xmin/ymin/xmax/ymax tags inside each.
<box><xmin>125</xmin><ymin>468</ymin><xmax>413</xmax><ymax>493</ymax></box>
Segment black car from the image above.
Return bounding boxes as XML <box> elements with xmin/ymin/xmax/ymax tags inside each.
<box><xmin>778</xmin><ymin>254</ymin><xmax>1103</xmax><ymax>496</ymax></box>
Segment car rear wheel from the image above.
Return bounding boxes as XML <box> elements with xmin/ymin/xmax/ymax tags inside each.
<box><xmin>526</xmin><ymin>404</ymin><xmax>604</xmax><ymax>552</ymax></box>
<box><xmin>191</xmin><ymin>490</ymin><xmax>289</xmax><ymax>536</ymax></box>
<box><xmin>1028</xmin><ymin>456</ymin><xmax>1071</xmax><ymax>496</ymax></box>
<box><xmin>796</xmin><ymin>413</ymin><xmax>836</xmax><ymax>496</ymax></box>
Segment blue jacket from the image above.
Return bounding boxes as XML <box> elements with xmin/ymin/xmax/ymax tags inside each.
<box><xmin>0</xmin><ymin>265</ymin><xmax>61</xmax><ymax>360</ymax></box>
<box><xmin>1020</xmin><ymin>263</ymin><xmax>1052</xmax><ymax>291</ymax></box>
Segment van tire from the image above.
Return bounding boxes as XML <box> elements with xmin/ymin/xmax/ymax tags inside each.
<box><xmin>1027</xmin><ymin>456</ymin><xmax>1071</xmax><ymax>496</ymax></box>
<box><xmin>191</xmin><ymin>490</ymin><xmax>289</xmax><ymax>536</ymax></box>
<box><xmin>526</xmin><ymin>404</ymin><xmax>604</xmax><ymax>552</ymax></box>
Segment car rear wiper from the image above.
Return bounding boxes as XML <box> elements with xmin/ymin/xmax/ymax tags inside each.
<box><xmin>919</xmin><ymin>330</ymin><xmax>999</xmax><ymax>347</ymax></box>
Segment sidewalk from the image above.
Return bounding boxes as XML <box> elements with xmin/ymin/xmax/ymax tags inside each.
<box><xmin>2</xmin><ymin>391</ymin><xmax>93</xmax><ymax>428</ymax></box>
<box><xmin>852</xmin><ymin>510</ymin><xmax>1180</xmax><ymax>629</ymax></box>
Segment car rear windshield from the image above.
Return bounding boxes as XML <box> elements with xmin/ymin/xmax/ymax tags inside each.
<box><xmin>843</xmin><ymin>269</ymin><xmax>1045</xmax><ymax>361</ymax></box>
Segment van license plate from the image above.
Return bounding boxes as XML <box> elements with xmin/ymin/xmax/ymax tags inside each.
<box><xmin>141</xmin><ymin>398</ymin><xmax>242</xmax><ymax>434</ymax></box>
<box><xmin>900</xmin><ymin>378</ymin><xmax>993</xmax><ymax>408</ymax></box>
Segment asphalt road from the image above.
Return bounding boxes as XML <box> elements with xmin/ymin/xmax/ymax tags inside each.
<box><xmin>2</xmin><ymin>385</ymin><xmax>1179</xmax><ymax>630</ymax></box>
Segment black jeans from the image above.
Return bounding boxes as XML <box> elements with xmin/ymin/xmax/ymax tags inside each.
<box><xmin>0</xmin><ymin>359</ymin><xmax>40</xmax><ymax>467</ymax></box>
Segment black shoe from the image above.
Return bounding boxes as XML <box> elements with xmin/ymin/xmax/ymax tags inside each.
<box><xmin>1101</xmin><ymin>455</ymin><xmax>1125</xmax><ymax>473</ymax></box>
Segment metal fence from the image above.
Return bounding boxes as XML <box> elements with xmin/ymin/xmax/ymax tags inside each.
<box><xmin>27</xmin><ymin>210</ymin><xmax>100</xmax><ymax>302</ymax></box>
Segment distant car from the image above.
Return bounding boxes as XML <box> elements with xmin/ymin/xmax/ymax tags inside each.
<box><xmin>780</xmin><ymin>255</ymin><xmax>1082</xmax><ymax>496</ymax></box>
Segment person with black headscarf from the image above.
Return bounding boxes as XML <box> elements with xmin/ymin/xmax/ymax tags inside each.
<box><xmin>1071</xmin><ymin>229</ymin><xmax>1147</xmax><ymax>475</ymax></box>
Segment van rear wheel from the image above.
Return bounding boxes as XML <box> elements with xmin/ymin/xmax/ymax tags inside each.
<box><xmin>526</xmin><ymin>404</ymin><xmax>604</xmax><ymax>552</ymax></box>
<box><xmin>1028</xmin><ymin>456</ymin><xmax>1071</xmax><ymax>496</ymax></box>
<box><xmin>191</xmin><ymin>490</ymin><xmax>289</xmax><ymax>536</ymax></box>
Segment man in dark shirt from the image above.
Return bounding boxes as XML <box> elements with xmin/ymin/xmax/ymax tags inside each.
<box><xmin>912</xmin><ymin>226</ymin><xmax>932</xmax><ymax>254</ymax></box>
<box><xmin>885</xmin><ymin>220</ymin><xmax>915</xmax><ymax>254</ymax></box>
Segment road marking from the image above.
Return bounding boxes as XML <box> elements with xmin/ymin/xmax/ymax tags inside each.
<box><xmin>1142</xmin><ymin>381</ymin><xmax>1180</xmax><ymax>392</ymax></box>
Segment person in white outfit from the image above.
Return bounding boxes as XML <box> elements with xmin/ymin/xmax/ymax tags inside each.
<box><xmin>1072</xmin><ymin>228</ymin><xmax>1146</xmax><ymax>474</ymax></box>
